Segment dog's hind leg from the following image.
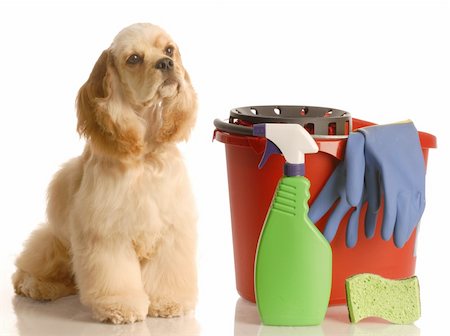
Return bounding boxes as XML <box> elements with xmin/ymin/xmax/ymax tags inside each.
<box><xmin>12</xmin><ymin>224</ymin><xmax>77</xmax><ymax>301</ymax></box>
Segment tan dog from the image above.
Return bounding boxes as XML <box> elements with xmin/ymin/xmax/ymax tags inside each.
<box><xmin>12</xmin><ymin>23</ymin><xmax>198</xmax><ymax>324</ymax></box>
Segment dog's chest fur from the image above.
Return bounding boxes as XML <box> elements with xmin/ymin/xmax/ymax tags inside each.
<box><xmin>69</xmin><ymin>145</ymin><xmax>195</xmax><ymax>260</ymax></box>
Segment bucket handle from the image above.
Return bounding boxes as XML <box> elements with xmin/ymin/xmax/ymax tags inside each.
<box><xmin>214</xmin><ymin>119</ymin><xmax>253</xmax><ymax>136</ymax></box>
<box><xmin>214</xmin><ymin>118</ymin><xmax>349</xmax><ymax>140</ymax></box>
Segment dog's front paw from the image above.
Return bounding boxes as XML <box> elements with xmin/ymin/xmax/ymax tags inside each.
<box><xmin>148</xmin><ymin>298</ymin><xmax>187</xmax><ymax>318</ymax></box>
<box><xmin>89</xmin><ymin>295</ymin><xmax>149</xmax><ymax>324</ymax></box>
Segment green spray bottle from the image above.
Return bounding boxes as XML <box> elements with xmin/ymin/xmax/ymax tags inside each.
<box><xmin>253</xmin><ymin>123</ymin><xmax>332</xmax><ymax>326</ymax></box>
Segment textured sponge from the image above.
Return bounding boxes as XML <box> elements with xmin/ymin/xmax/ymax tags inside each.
<box><xmin>345</xmin><ymin>273</ymin><xmax>420</xmax><ymax>324</ymax></box>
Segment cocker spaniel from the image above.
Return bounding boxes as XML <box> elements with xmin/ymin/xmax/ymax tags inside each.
<box><xmin>12</xmin><ymin>23</ymin><xmax>198</xmax><ymax>324</ymax></box>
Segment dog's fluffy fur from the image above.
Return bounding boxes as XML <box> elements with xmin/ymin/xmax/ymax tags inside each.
<box><xmin>12</xmin><ymin>23</ymin><xmax>198</xmax><ymax>324</ymax></box>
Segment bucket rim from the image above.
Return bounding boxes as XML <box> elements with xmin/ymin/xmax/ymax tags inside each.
<box><xmin>213</xmin><ymin>118</ymin><xmax>437</xmax><ymax>150</ymax></box>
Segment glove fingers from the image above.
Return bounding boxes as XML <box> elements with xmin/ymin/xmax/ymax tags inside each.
<box><xmin>364</xmin><ymin>167</ymin><xmax>380</xmax><ymax>239</ymax></box>
<box><xmin>416</xmin><ymin>191</ymin><xmax>426</xmax><ymax>222</ymax></box>
<box><xmin>364</xmin><ymin>208</ymin><xmax>378</xmax><ymax>239</ymax></box>
<box><xmin>394</xmin><ymin>192</ymin><xmax>425</xmax><ymax>248</ymax></box>
<box><xmin>345</xmin><ymin>132</ymin><xmax>365</xmax><ymax>206</ymax></box>
<box><xmin>323</xmin><ymin>199</ymin><xmax>351</xmax><ymax>243</ymax></box>
<box><xmin>346</xmin><ymin>205</ymin><xmax>362</xmax><ymax>248</ymax></box>
<box><xmin>365</xmin><ymin>167</ymin><xmax>381</xmax><ymax>213</ymax></box>
<box><xmin>381</xmin><ymin>192</ymin><xmax>397</xmax><ymax>242</ymax></box>
<box><xmin>309</xmin><ymin>164</ymin><xmax>343</xmax><ymax>223</ymax></box>
<box><xmin>394</xmin><ymin>193</ymin><xmax>410</xmax><ymax>248</ymax></box>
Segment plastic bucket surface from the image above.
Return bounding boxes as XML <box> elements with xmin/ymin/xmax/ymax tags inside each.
<box><xmin>214</xmin><ymin>118</ymin><xmax>436</xmax><ymax>305</ymax></box>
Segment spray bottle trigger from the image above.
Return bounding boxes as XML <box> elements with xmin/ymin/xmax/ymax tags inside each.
<box><xmin>258</xmin><ymin>140</ymin><xmax>282</xmax><ymax>169</ymax></box>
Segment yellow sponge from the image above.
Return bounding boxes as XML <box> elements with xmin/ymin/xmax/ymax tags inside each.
<box><xmin>345</xmin><ymin>273</ymin><xmax>421</xmax><ymax>324</ymax></box>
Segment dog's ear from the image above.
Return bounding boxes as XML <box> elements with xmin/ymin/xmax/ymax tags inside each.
<box><xmin>76</xmin><ymin>50</ymin><xmax>143</xmax><ymax>157</ymax></box>
<box><xmin>76</xmin><ymin>50</ymin><xmax>111</xmax><ymax>137</ymax></box>
<box><xmin>157</xmin><ymin>69</ymin><xmax>198</xmax><ymax>143</ymax></box>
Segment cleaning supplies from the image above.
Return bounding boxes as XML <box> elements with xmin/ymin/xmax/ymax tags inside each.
<box><xmin>253</xmin><ymin>123</ymin><xmax>332</xmax><ymax>326</ymax></box>
<box><xmin>346</xmin><ymin>273</ymin><xmax>421</xmax><ymax>324</ymax></box>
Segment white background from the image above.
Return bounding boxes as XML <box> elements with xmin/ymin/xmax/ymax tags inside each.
<box><xmin>0</xmin><ymin>0</ymin><xmax>448</xmax><ymax>335</ymax></box>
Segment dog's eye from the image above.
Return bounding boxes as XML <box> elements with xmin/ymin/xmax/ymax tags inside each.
<box><xmin>126</xmin><ymin>54</ymin><xmax>143</xmax><ymax>65</ymax></box>
<box><xmin>165</xmin><ymin>46</ymin><xmax>174</xmax><ymax>57</ymax></box>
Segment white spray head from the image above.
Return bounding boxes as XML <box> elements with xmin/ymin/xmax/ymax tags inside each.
<box><xmin>266</xmin><ymin>123</ymin><xmax>318</xmax><ymax>164</ymax></box>
<box><xmin>253</xmin><ymin>123</ymin><xmax>318</xmax><ymax>167</ymax></box>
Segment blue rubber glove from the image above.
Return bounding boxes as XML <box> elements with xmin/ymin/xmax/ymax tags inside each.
<box><xmin>359</xmin><ymin>122</ymin><xmax>426</xmax><ymax>248</ymax></box>
<box><xmin>309</xmin><ymin>132</ymin><xmax>365</xmax><ymax>247</ymax></box>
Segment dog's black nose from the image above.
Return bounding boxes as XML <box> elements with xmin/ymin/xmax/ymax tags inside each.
<box><xmin>155</xmin><ymin>58</ymin><xmax>174</xmax><ymax>71</ymax></box>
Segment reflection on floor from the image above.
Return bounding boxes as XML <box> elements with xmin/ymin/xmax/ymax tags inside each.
<box><xmin>10</xmin><ymin>294</ymin><xmax>420</xmax><ymax>336</ymax></box>
<box><xmin>234</xmin><ymin>298</ymin><xmax>420</xmax><ymax>336</ymax></box>
<box><xmin>12</xmin><ymin>295</ymin><xmax>200</xmax><ymax>336</ymax></box>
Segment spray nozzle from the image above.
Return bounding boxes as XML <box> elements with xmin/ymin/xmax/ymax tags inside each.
<box><xmin>253</xmin><ymin>123</ymin><xmax>318</xmax><ymax>175</ymax></box>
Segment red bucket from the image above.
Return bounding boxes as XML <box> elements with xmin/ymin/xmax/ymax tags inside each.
<box><xmin>214</xmin><ymin>117</ymin><xmax>436</xmax><ymax>305</ymax></box>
